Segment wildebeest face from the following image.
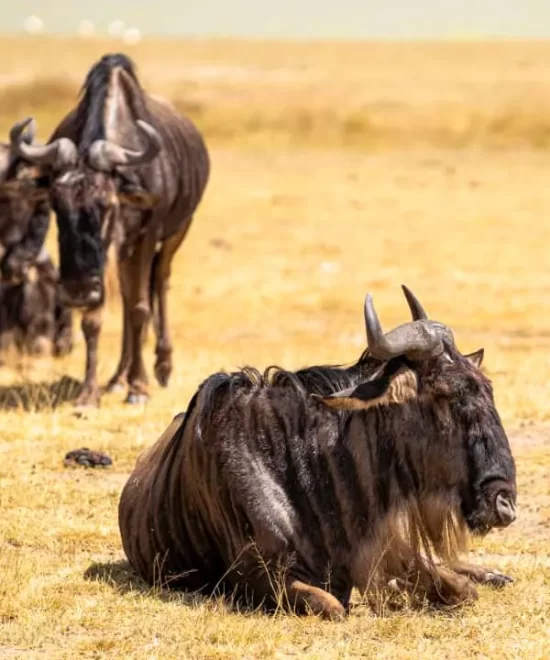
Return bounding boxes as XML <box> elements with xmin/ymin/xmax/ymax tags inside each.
<box><xmin>317</xmin><ymin>286</ymin><xmax>517</xmax><ymax>537</ymax></box>
<box><xmin>421</xmin><ymin>346</ymin><xmax>517</xmax><ymax>535</ymax></box>
<box><xmin>6</xmin><ymin>117</ymin><xmax>162</xmax><ymax>308</ymax></box>
<box><xmin>50</xmin><ymin>169</ymin><xmax>116</xmax><ymax>308</ymax></box>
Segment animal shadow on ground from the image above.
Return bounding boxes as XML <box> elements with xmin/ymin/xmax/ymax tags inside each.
<box><xmin>84</xmin><ymin>560</ymin><xmax>216</xmax><ymax>610</ymax></box>
<box><xmin>0</xmin><ymin>375</ymin><xmax>82</xmax><ymax>411</ymax></box>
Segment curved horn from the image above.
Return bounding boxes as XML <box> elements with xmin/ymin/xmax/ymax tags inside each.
<box><xmin>87</xmin><ymin>120</ymin><xmax>162</xmax><ymax>171</ymax></box>
<box><xmin>15</xmin><ymin>118</ymin><xmax>36</xmax><ymax>145</ymax></box>
<box><xmin>9</xmin><ymin>117</ymin><xmax>78</xmax><ymax>168</ymax></box>
<box><xmin>402</xmin><ymin>284</ymin><xmax>428</xmax><ymax>321</ymax></box>
<box><xmin>364</xmin><ymin>293</ymin><xmax>443</xmax><ymax>361</ymax></box>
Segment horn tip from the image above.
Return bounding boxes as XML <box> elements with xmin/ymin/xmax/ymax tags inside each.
<box><xmin>20</xmin><ymin>117</ymin><xmax>35</xmax><ymax>131</ymax></box>
<box><xmin>136</xmin><ymin>119</ymin><xmax>161</xmax><ymax>147</ymax></box>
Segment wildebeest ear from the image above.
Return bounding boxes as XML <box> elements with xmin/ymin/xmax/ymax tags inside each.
<box><xmin>118</xmin><ymin>182</ymin><xmax>160</xmax><ymax>209</ymax></box>
<box><xmin>312</xmin><ymin>360</ymin><xmax>418</xmax><ymax>411</ymax></box>
<box><xmin>464</xmin><ymin>348</ymin><xmax>484</xmax><ymax>367</ymax></box>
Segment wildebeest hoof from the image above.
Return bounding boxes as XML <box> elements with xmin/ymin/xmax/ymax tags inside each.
<box><xmin>105</xmin><ymin>380</ymin><xmax>126</xmax><ymax>394</ymax></box>
<box><xmin>125</xmin><ymin>391</ymin><xmax>149</xmax><ymax>405</ymax></box>
<box><xmin>54</xmin><ymin>340</ymin><xmax>73</xmax><ymax>358</ymax></box>
<box><xmin>154</xmin><ymin>362</ymin><xmax>171</xmax><ymax>387</ymax></box>
<box><xmin>154</xmin><ymin>352</ymin><xmax>172</xmax><ymax>388</ymax></box>
<box><xmin>74</xmin><ymin>389</ymin><xmax>100</xmax><ymax>408</ymax></box>
<box><xmin>481</xmin><ymin>571</ymin><xmax>514</xmax><ymax>588</ymax></box>
<box><xmin>29</xmin><ymin>336</ymin><xmax>53</xmax><ymax>356</ymax></box>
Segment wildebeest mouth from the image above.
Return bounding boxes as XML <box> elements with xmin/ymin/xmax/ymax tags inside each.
<box><xmin>463</xmin><ymin>488</ymin><xmax>517</xmax><ymax>536</ymax></box>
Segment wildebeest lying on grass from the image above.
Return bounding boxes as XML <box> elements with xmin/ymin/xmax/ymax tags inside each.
<box><xmin>119</xmin><ymin>287</ymin><xmax>517</xmax><ymax>619</ymax></box>
<box><xmin>270</xmin><ymin>286</ymin><xmax>515</xmax><ymax>597</ymax></box>
<box><xmin>6</xmin><ymin>52</ymin><xmax>210</xmax><ymax>407</ymax></box>
<box><xmin>0</xmin><ymin>130</ymin><xmax>73</xmax><ymax>357</ymax></box>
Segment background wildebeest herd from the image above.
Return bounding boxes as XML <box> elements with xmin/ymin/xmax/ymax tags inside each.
<box><xmin>0</xmin><ymin>40</ymin><xmax>549</xmax><ymax>659</ymax></box>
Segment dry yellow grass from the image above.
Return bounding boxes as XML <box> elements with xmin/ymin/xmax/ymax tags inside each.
<box><xmin>0</xmin><ymin>37</ymin><xmax>549</xmax><ymax>659</ymax></box>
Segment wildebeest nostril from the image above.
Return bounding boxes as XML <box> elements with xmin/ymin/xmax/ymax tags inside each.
<box><xmin>495</xmin><ymin>493</ymin><xmax>517</xmax><ymax>526</ymax></box>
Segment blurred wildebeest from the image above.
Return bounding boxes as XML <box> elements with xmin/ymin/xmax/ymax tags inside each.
<box><xmin>6</xmin><ymin>52</ymin><xmax>210</xmax><ymax>406</ymax></box>
<box><xmin>118</xmin><ymin>286</ymin><xmax>517</xmax><ymax>619</ymax></box>
<box><xmin>0</xmin><ymin>129</ymin><xmax>73</xmax><ymax>357</ymax></box>
<box><xmin>0</xmin><ymin>254</ymin><xmax>73</xmax><ymax>357</ymax></box>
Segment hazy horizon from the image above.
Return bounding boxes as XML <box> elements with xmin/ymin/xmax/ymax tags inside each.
<box><xmin>2</xmin><ymin>1</ymin><xmax>550</xmax><ymax>40</ymax></box>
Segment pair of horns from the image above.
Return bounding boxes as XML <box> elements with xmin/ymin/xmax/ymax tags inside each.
<box><xmin>9</xmin><ymin>117</ymin><xmax>161</xmax><ymax>172</ymax></box>
<box><xmin>365</xmin><ymin>285</ymin><xmax>454</xmax><ymax>361</ymax></box>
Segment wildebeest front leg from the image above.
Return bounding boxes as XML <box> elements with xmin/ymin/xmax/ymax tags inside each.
<box><xmin>387</xmin><ymin>562</ymin><xmax>479</xmax><ymax>608</ymax></box>
<box><xmin>447</xmin><ymin>560</ymin><xmax>513</xmax><ymax>588</ymax></box>
<box><xmin>75</xmin><ymin>306</ymin><xmax>102</xmax><ymax>407</ymax></box>
<box><xmin>125</xmin><ymin>231</ymin><xmax>157</xmax><ymax>404</ymax></box>
<box><xmin>285</xmin><ymin>578</ymin><xmax>346</xmax><ymax>620</ymax></box>
<box><xmin>152</xmin><ymin>226</ymin><xmax>189</xmax><ymax>387</ymax></box>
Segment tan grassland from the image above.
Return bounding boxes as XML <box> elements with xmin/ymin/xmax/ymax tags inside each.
<box><xmin>0</xmin><ymin>37</ymin><xmax>549</xmax><ymax>659</ymax></box>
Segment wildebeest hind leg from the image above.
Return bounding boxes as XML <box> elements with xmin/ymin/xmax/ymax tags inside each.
<box><xmin>125</xmin><ymin>231</ymin><xmax>157</xmax><ymax>404</ymax></box>
<box><xmin>151</xmin><ymin>226</ymin><xmax>189</xmax><ymax>388</ymax></box>
<box><xmin>447</xmin><ymin>560</ymin><xmax>513</xmax><ymax>588</ymax></box>
<box><xmin>105</xmin><ymin>292</ymin><xmax>132</xmax><ymax>393</ymax></box>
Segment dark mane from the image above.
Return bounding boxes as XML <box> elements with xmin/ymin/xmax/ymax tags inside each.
<box><xmin>192</xmin><ymin>352</ymin><xmax>382</xmax><ymax>439</ymax></box>
<box><xmin>74</xmin><ymin>53</ymin><xmax>141</xmax><ymax>153</ymax></box>
<box><xmin>269</xmin><ymin>348</ymin><xmax>380</xmax><ymax>395</ymax></box>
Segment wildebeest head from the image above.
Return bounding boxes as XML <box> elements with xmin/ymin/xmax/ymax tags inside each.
<box><xmin>7</xmin><ymin>117</ymin><xmax>161</xmax><ymax>308</ymax></box>
<box><xmin>0</xmin><ymin>121</ymin><xmax>49</xmax><ymax>283</ymax></box>
<box><xmin>317</xmin><ymin>286</ymin><xmax>517</xmax><ymax>537</ymax></box>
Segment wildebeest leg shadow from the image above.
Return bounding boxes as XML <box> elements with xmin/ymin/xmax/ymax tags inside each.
<box><xmin>0</xmin><ymin>375</ymin><xmax>82</xmax><ymax>411</ymax></box>
<box><xmin>150</xmin><ymin>225</ymin><xmax>190</xmax><ymax>388</ymax></box>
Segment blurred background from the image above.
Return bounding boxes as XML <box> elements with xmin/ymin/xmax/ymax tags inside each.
<box><xmin>4</xmin><ymin>0</ymin><xmax>550</xmax><ymax>39</ymax></box>
<box><xmin>0</xmin><ymin>0</ymin><xmax>549</xmax><ymax>423</ymax></box>
<box><xmin>1</xmin><ymin>4</ymin><xmax>550</xmax><ymax>658</ymax></box>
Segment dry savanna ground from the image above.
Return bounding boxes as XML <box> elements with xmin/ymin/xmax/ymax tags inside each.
<box><xmin>0</xmin><ymin>37</ymin><xmax>549</xmax><ymax>659</ymax></box>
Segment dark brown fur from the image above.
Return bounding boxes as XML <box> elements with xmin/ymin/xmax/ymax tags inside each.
<box><xmin>4</xmin><ymin>53</ymin><xmax>210</xmax><ymax>406</ymax></box>
<box><xmin>119</xmin><ymin>334</ymin><xmax>516</xmax><ymax>619</ymax></box>
<box><xmin>0</xmin><ymin>256</ymin><xmax>73</xmax><ymax>357</ymax></box>
<box><xmin>0</xmin><ymin>141</ymin><xmax>73</xmax><ymax>357</ymax></box>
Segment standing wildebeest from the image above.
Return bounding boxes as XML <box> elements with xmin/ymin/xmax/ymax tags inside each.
<box><xmin>5</xmin><ymin>53</ymin><xmax>210</xmax><ymax>406</ymax></box>
<box><xmin>0</xmin><ymin>128</ymin><xmax>73</xmax><ymax>357</ymax></box>
<box><xmin>119</xmin><ymin>286</ymin><xmax>517</xmax><ymax>619</ymax></box>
